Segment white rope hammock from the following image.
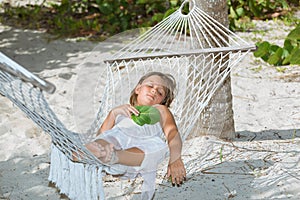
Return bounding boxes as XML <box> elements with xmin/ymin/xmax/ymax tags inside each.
<box><xmin>0</xmin><ymin>0</ymin><xmax>255</xmax><ymax>199</ymax></box>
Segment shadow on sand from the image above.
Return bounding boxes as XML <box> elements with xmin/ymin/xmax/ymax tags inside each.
<box><xmin>154</xmin><ymin>129</ymin><xmax>300</xmax><ymax>200</ymax></box>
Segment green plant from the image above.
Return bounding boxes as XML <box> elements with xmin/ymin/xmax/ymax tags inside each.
<box><xmin>219</xmin><ymin>144</ymin><xmax>224</xmax><ymax>163</ymax></box>
<box><xmin>250</xmin><ymin>65</ymin><xmax>263</xmax><ymax>72</ymax></box>
<box><xmin>0</xmin><ymin>0</ymin><xmax>297</xmax><ymax>41</ymax></box>
<box><xmin>228</xmin><ymin>0</ymin><xmax>290</xmax><ymax>31</ymax></box>
<box><xmin>0</xmin><ymin>0</ymin><xmax>182</xmax><ymax>40</ymax></box>
<box><xmin>254</xmin><ymin>24</ymin><xmax>300</xmax><ymax>66</ymax></box>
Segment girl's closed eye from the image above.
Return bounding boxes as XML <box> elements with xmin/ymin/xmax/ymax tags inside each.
<box><xmin>145</xmin><ymin>82</ymin><xmax>153</xmax><ymax>88</ymax></box>
<box><xmin>147</xmin><ymin>83</ymin><xmax>165</xmax><ymax>96</ymax></box>
<box><xmin>157</xmin><ymin>89</ymin><xmax>165</xmax><ymax>96</ymax></box>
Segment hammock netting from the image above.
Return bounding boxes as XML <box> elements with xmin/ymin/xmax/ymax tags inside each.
<box><xmin>0</xmin><ymin>0</ymin><xmax>255</xmax><ymax>199</ymax></box>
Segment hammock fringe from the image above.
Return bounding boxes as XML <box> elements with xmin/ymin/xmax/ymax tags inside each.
<box><xmin>48</xmin><ymin>144</ymin><xmax>105</xmax><ymax>200</ymax></box>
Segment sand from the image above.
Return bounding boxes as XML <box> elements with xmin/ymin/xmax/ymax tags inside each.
<box><xmin>0</xmin><ymin>3</ymin><xmax>300</xmax><ymax>200</ymax></box>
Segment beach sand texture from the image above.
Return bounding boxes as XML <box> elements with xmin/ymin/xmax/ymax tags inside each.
<box><xmin>0</xmin><ymin>2</ymin><xmax>300</xmax><ymax>200</ymax></box>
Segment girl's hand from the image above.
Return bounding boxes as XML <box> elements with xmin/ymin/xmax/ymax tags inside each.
<box><xmin>167</xmin><ymin>157</ymin><xmax>186</xmax><ymax>186</ymax></box>
<box><xmin>99</xmin><ymin>104</ymin><xmax>139</xmax><ymax>134</ymax></box>
<box><xmin>111</xmin><ymin>104</ymin><xmax>139</xmax><ymax>118</ymax></box>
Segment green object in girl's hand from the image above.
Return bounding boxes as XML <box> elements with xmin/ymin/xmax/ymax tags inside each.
<box><xmin>131</xmin><ymin>106</ymin><xmax>160</xmax><ymax>126</ymax></box>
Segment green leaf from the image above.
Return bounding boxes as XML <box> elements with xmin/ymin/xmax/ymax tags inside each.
<box><xmin>287</xmin><ymin>26</ymin><xmax>300</xmax><ymax>41</ymax></box>
<box><xmin>267</xmin><ymin>47</ymin><xmax>283</xmax><ymax>65</ymax></box>
<box><xmin>249</xmin><ymin>0</ymin><xmax>260</xmax><ymax>17</ymax></box>
<box><xmin>152</xmin><ymin>13</ymin><xmax>164</xmax><ymax>23</ymax></box>
<box><xmin>164</xmin><ymin>7</ymin><xmax>177</xmax><ymax>18</ymax></box>
<box><xmin>250</xmin><ymin>65</ymin><xmax>262</xmax><ymax>72</ymax></box>
<box><xmin>269</xmin><ymin>44</ymin><xmax>280</xmax><ymax>53</ymax></box>
<box><xmin>253</xmin><ymin>41</ymin><xmax>270</xmax><ymax>57</ymax></box>
<box><xmin>276</xmin><ymin>67</ymin><xmax>287</xmax><ymax>73</ymax></box>
<box><xmin>283</xmin><ymin>39</ymin><xmax>294</xmax><ymax>53</ymax></box>
<box><xmin>137</xmin><ymin>0</ymin><xmax>148</xmax><ymax>4</ymax></box>
<box><xmin>289</xmin><ymin>47</ymin><xmax>300</xmax><ymax>65</ymax></box>
<box><xmin>282</xmin><ymin>48</ymin><xmax>290</xmax><ymax>59</ymax></box>
<box><xmin>229</xmin><ymin>6</ymin><xmax>238</xmax><ymax>19</ymax></box>
<box><xmin>170</xmin><ymin>0</ymin><xmax>178</xmax><ymax>7</ymax></box>
<box><xmin>236</xmin><ymin>7</ymin><xmax>245</xmax><ymax>17</ymax></box>
<box><xmin>98</xmin><ymin>3</ymin><xmax>113</xmax><ymax>15</ymax></box>
<box><xmin>281</xmin><ymin>0</ymin><xmax>289</xmax><ymax>9</ymax></box>
<box><xmin>282</xmin><ymin>53</ymin><xmax>292</xmax><ymax>65</ymax></box>
<box><xmin>131</xmin><ymin>106</ymin><xmax>161</xmax><ymax>126</ymax></box>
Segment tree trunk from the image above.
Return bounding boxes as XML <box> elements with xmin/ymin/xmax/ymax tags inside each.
<box><xmin>191</xmin><ymin>0</ymin><xmax>235</xmax><ymax>139</ymax></box>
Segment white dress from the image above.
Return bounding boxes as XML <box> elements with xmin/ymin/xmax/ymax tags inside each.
<box><xmin>95</xmin><ymin>114</ymin><xmax>169</xmax><ymax>200</ymax></box>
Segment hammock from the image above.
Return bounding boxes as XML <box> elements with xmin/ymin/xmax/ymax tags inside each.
<box><xmin>0</xmin><ymin>0</ymin><xmax>256</xmax><ymax>199</ymax></box>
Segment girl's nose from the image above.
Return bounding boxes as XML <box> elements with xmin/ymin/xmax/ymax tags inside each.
<box><xmin>151</xmin><ymin>88</ymin><xmax>157</xmax><ymax>94</ymax></box>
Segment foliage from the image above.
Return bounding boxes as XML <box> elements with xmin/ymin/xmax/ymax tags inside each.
<box><xmin>131</xmin><ymin>106</ymin><xmax>161</xmax><ymax>126</ymax></box>
<box><xmin>254</xmin><ymin>24</ymin><xmax>300</xmax><ymax>66</ymax></box>
<box><xmin>0</xmin><ymin>0</ymin><xmax>182</xmax><ymax>40</ymax></box>
<box><xmin>0</xmin><ymin>0</ymin><xmax>298</xmax><ymax>42</ymax></box>
<box><xmin>228</xmin><ymin>0</ymin><xmax>291</xmax><ymax>31</ymax></box>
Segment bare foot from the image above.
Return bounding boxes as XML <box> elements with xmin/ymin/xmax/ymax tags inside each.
<box><xmin>85</xmin><ymin>142</ymin><xmax>117</xmax><ymax>164</ymax></box>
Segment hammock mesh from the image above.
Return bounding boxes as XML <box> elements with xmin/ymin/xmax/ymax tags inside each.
<box><xmin>0</xmin><ymin>0</ymin><xmax>255</xmax><ymax>199</ymax></box>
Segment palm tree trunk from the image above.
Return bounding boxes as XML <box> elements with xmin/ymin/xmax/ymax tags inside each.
<box><xmin>191</xmin><ymin>0</ymin><xmax>235</xmax><ymax>139</ymax></box>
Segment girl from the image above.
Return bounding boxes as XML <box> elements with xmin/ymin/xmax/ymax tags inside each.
<box><xmin>86</xmin><ymin>71</ymin><xmax>186</xmax><ymax>199</ymax></box>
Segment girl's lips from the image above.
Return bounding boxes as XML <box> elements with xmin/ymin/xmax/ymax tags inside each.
<box><xmin>146</xmin><ymin>94</ymin><xmax>154</xmax><ymax>100</ymax></box>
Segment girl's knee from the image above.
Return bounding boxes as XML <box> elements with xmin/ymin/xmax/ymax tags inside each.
<box><xmin>94</xmin><ymin>139</ymin><xmax>109</xmax><ymax>146</ymax></box>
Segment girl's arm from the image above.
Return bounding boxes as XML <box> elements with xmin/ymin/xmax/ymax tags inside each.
<box><xmin>97</xmin><ymin>104</ymin><xmax>139</xmax><ymax>135</ymax></box>
<box><xmin>158</xmin><ymin>105</ymin><xmax>186</xmax><ymax>185</ymax></box>
<box><xmin>98</xmin><ymin>110</ymin><xmax>116</xmax><ymax>134</ymax></box>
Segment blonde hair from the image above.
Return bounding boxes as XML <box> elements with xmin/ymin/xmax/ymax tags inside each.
<box><xmin>130</xmin><ymin>72</ymin><xmax>176</xmax><ymax>107</ymax></box>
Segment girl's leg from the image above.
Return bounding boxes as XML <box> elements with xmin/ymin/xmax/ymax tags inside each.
<box><xmin>86</xmin><ymin>139</ymin><xmax>114</xmax><ymax>163</ymax></box>
<box><xmin>72</xmin><ymin>142</ymin><xmax>110</xmax><ymax>162</ymax></box>
<box><xmin>116</xmin><ymin>147</ymin><xmax>145</xmax><ymax>166</ymax></box>
<box><xmin>90</xmin><ymin>140</ymin><xmax>145</xmax><ymax>166</ymax></box>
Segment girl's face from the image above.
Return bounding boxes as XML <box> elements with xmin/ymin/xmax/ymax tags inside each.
<box><xmin>135</xmin><ymin>75</ymin><xmax>167</xmax><ymax>106</ymax></box>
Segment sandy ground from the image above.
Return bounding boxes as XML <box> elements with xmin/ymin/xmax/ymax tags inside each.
<box><xmin>0</xmin><ymin>2</ymin><xmax>300</xmax><ymax>200</ymax></box>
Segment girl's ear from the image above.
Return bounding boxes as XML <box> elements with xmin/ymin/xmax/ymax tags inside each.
<box><xmin>135</xmin><ymin>84</ymin><xmax>141</xmax><ymax>94</ymax></box>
